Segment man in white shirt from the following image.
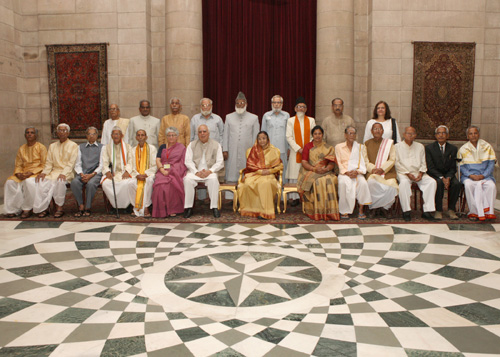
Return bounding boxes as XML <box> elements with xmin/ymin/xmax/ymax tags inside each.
<box><xmin>101</xmin><ymin>104</ymin><xmax>129</xmax><ymax>146</ymax></box>
<box><xmin>126</xmin><ymin>100</ymin><xmax>161</xmax><ymax>149</ymax></box>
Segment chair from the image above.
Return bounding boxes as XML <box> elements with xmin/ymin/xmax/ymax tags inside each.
<box><xmin>282</xmin><ymin>182</ymin><xmax>304</xmax><ymax>214</ymax></box>
<box><xmin>237</xmin><ymin>168</ymin><xmax>282</xmax><ymax>214</ymax></box>
<box><xmin>218</xmin><ymin>182</ymin><xmax>238</xmax><ymax>211</ymax></box>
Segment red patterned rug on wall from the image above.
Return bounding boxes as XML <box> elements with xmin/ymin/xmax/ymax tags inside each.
<box><xmin>411</xmin><ymin>42</ymin><xmax>475</xmax><ymax>140</ymax></box>
<box><xmin>46</xmin><ymin>43</ymin><xmax>108</xmax><ymax>139</ymax></box>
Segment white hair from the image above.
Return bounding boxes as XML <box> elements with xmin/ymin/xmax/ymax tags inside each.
<box><xmin>57</xmin><ymin>123</ymin><xmax>70</xmax><ymax>132</ymax></box>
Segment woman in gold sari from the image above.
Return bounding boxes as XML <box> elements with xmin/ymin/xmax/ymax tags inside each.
<box><xmin>298</xmin><ymin>125</ymin><xmax>340</xmax><ymax>221</ymax></box>
<box><xmin>238</xmin><ymin>131</ymin><xmax>283</xmax><ymax>219</ymax></box>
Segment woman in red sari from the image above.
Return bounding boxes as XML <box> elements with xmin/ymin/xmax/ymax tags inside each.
<box><xmin>152</xmin><ymin>127</ymin><xmax>187</xmax><ymax>217</ymax></box>
<box><xmin>237</xmin><ymin>131</ymin><xmax>283</xmax><ymax>219</ymax></box>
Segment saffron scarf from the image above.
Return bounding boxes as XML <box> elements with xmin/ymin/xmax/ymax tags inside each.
<box><xmin>294</xmin><ymin>115</ymin><xmax>310</xmax><ymax>163</ymax></box>
<box><xmin>241</xmin><ymin>140</ymin><xmax>281</xmax><ymax>182</ymax></box>
<box><xmin>134</xmin><ymin>144</ymin><xmax>150</xmax><ymax>210</ymax></box>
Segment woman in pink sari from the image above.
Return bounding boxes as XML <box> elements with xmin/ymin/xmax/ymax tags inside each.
<box><xmin>152</xmin><ymin>127</ymin><xmax>187</xmax><ymax>217</ymax></box>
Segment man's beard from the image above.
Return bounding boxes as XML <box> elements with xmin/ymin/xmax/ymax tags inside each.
<box><xmin>235</xmin><ymin>105</ymin><xmax>247</xmax><ymax>115</ymax></box>
<box><xmin>296</xmin><ymin>112</ymin><xmax>305</xmax><ymax>119</ymax></box>
<box><xmin>201</xmin><ymin>109</ymin><xmax>212</xmax><ymax>116</ymax></box>
<box><xmin>272</xmin><ymin>106</ymin><xmax>281</xmax><ymax>114</ymax></box>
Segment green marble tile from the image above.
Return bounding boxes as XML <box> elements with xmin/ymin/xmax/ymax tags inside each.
<box><xmin>289</xmin><ymin>267</ymin><xmax>322</xmax><ymax>282</ymax></box>
<box><xmin>75</xmin><ymin>241</ymin><xmax>109</xmax><ymax>250</ymax></box>
<box><xmin>117</xmin><ymin>312</ymin><xmax>145</xmax><ymax>323</ymax></box>
<box><xmin>126</xmin><ymin>277</ymin><xmax>140</xmax><ymax>286</ymax></box>
<box><xmin>8</xmin><ymin>263</ymin><xmax>60</xmax><ymax>278</ymax></box>
<box><xmin>279</xmin><ymin>256</ymin><xmax>314</xmax><ymax>267</ymax></box>
<box><xmin>396</xmin><ymin>281</ymin><xmax>437</xmax><ymax>294</ymax></box>
<box><xmin>15</xmin><ymin>221</ymin><xmax>62</xmax><ymax>229</ymax></box>
<box><xmin>378</xmin><ymin>258</ymin><xmax>409</xmax><ymax>268</ymax></box>
<box><xmin>211</xmin><ymin>252</ymin><xmax>247</xmax><ymax>261</ymax></box>
<box><xmin>355</xmin><ymin>326</ymin><xmax>401</xmax><ymax>347</ymax></box>
<box><xmin>215</xmin><ymin>348</ymin><xmax>246</xmax><ymax>357</ymax></box>
<box><xmin>279</xmin><ymin>282</ymin><xmax>320</xmax><ymax>299</ymax></box>
<box><xmin>105</xmin><ymin>267</ymin><xmax>128</xmax><ymax>277</ymax></box>
<box><xmin>94</xmin><ymin>288</ymin><xmax>121</xmax><ymax>299</ymax></box>
<box><xmin>390</xmin><ymin>243</ymin><xmax>426</xmax><ymax>252</ymax></box>
<box><xmin>46</xmin><ymin>307</ymin><xmax>96</xmax><ymax>323</ymax></box>
<box><xmin>333</xmin><ymin>228</ymin><xmax>362</xmax><ymax>237</ymax></box>
<box><xmin>101</xmin><ymin>335</ymin><xmax>146</xmax><ymax>357</ymax></box>
<box><xmin>0</xmin><ymin>244</ymin><xmax>37</xmax><ymax>257</ymax></box>
<box><xmin>141</xmin><ymin>227</ymin><xmax>170</xmax><ymax>235</ymax></box>
<box><xmin>432</xmin><ymin>266</ymin><xmax>487</xmax><ymax>281</ymax></box>
<box><xmin>362</xmin><ymin>270</ymin><xmax>384</xmax><ymax>279</ymax></box>
<box><xmin>346</xmin><ymin>279</ymin><xmax>360</xmax><ymax>288</ymax></box>
<box><xmin>463</xmin><ymin>246</ymin><xmax>500</xmax><ymax>261</ymax></box>
<box><xmin>340</xmin><ymin>243</ymin><xmax>364</xmax><ymax>249</ymax></box>
<box><xmin>81</xmin><ymin>225</ymin><xmax>116</xmax><ymax>233</ymax></box>
<box><xmin>165</xmin><ymin>282</ymin><xmax>204</xmax><ymax>298</ymax></box>
<box><xmin>392</xmin><ymin>295</ymin><xmax>439</xmax><ymax>310</ymax></box>
<box><xmin>341</xmin><ymin>254</ymin><xmax>361</xmax><ymax>261</ymax></box>
<box><xmin>284</xmin><ymin>313</ymin><xmax>307</xmax><ymax>321</ymax></box>
<box><xmin>392</xmin><ymin>227</ymin><xmax>421</xmax><ymax>234</ymax></box>
<box><xmin>360</xmin><ymin>291</ymin><xmax>387</xmax><ymax>302</ymax></box>
<box><xmin>446</xmin><ymin>303</ymin><xmax>500</xmax><ymax>325</ymax></box>
<box><xmin>136</xmin><ymin>241</ymin><xmax>158</xmax><ymax>248</ymax></box>
<box><xmin>447</xmin><ymin>223</ymin><xmax>495</xmax><ymax>231</ymax></box>
<box><xmin>330</xmin><ymin>297</ymin><xmax>347</xmax><ymax>306</ymax></box>
<box><xmin>240</xmin><ymin>290</ymin><xmax>289</xmax><ymax>307</ymax></box>
<box><xmin>405</xmin><ymin>349</ymin><xmax>464</xmax><ymax>357</ymax></box>
<box><xmin>190</xmin><ymin>290</ymin><xmax>236</xmax><ymax>307</ymax></box>
<box><xmin>325</xmin><ymin>313</ymin><xmax>353</xmax><ymax>325</ymax></box>
<box><xmin>0</xmin><ymin>297</ymin><xmax>35</xmax><ymax>319</ymax></box>
<box><xmin>52</xmin><ymin>278</ymin><xmax>91</xmax><ymax>291</ymax></box>
<box><xmin>166</xmin><ymin>312</ymin><xmax>188</xmax><ymax>320</ymax></box>
<box><xmin>312</xmin><ymin>337</ymin><xmax>357</xmax><ymax>357</ymax></box>
<box><xmin>379</xmin><ymin>311</ymin><xmax>428</xmax><ymax>327</ymax></box>
<box><xmin>221</xmin><ymin>319</ymin><xmax>246</xmax><ymax>328</ymax></box>
<box><xmin>44</xmin><ymin>234</ymin><xmax>76</xmax><ymax>243</ymax></box>
<box><xmin>176</xmin><ymin>326</ymin><xmax>210</xmax><ymax>343</ymax></box>
<box><xmin>428</xmin><ymin>236</ymin><xmax>465</xmax><ymax>245</ymax></box>
<box><xmin>0</xmin><ymin>344</ymin><xmax>58</xmax><ymax>356</ymax></box>
<box><xmin>164</xmin><ymin>266</ymin><xmax>200</xmax><ymax>282</ymax></box>
<box><xmin>435</xmin><ymin>326</ymin><xmax>500</xmax><ymax>354</ymax></box>
<box><xmin>255</xmin><ymin>327</ymin><xmax>289</xmax><ymax>344</ymax></box>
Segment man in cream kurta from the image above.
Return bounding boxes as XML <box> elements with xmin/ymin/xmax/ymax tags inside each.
<box><xmin>286</xmin><ymin>97</ymin><xmax>315</xmax><ymax>205</ymax></box>
<box><xmin>4</xmin><ymin>127</ymin><xmax>47</xmax><ymax>218</ymax></box>
<box><xmin>223</xmin><ymin>92</ymin><xmax>260</xmax><ymax>182</ymax></box>
<box><xmin>101</xmin><ymin>103</ymin><xmax>129</xmax><ymax>145</ymax></box>
<box><xmin>322</xmin><ymin>98</ymin><xmax>355</xmax><ymax>148</ymax></box>
<box><xmin>335</xmin><ymin>126</ymin><xmax>371</xmax><ymax>218</ymax></box>
<box><xmin>101</xmin><ymin>127</ymin><xmax>134</xmax><ymax>210</ymax></box>
<box><xmin>184</xmin><ymin>125</ymin><xmax>224</xmax><ymax>218</ymax></box>
<box><xmin>395</xmin><ymin>126</ymin><xmax>437</xmax><ymax>221</ymax></box>
<box><xmin>128</xmin><ymin>129</ymin><xmax>157</xmax><ymax>217</ymax></box>
<box><xmin>362</xmin><ymin>122</ymin><xmax>398</xmax><ymax>217</ymax></box>
<box><xmin>158</xmin><ymin>97</ymin><xmax>190</xmax><ymax>147</ymax></box>
<box><xmin>126</xmin><ymin>100</ymin><xmax>161</xmax><ymax>149</ymax></box>
<box><xmin>33</xmin><ymin>123</ymin><xmax>79</xmax><ymax>218</ymax></box>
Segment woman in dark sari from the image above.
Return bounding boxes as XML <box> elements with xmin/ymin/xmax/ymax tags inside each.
<box><xmin>152</xmin><ymin>127</ymin><xmax>187</xmax><ymax>217</ymax></box>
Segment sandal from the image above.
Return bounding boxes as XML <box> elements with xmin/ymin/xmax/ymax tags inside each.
<box><xmin>341</xmin><ymin>214</ymin><xmax>350</xmax><ymax>220</ymax></box>
<box><xmin>358</xmin><ymin>213</ymin><xmax>367</xmax><ymax>220</ymax></box>
<box><xmin>38</xmin><ymin>210</ymin><xmax>49</xmax><ymax>218</ymax></box>
<box><xmin>21</xmin><ymin>211</ymin><xmax>32</xmax><ymax>219</ymax></box>
<box><xmin>74</xmin><ymin>210</ymin><xmax>84</xmax><ymax>217</ymax></box>
<box><xmin>5</xmin><ymin>213</ymin><xmax>16</xmax><ymax>218</ymax></box>
<box><xmin>54</xmin><ymin>211</ymin><xmax>65</xmax><ymax>218</ymax></box>
<box><xmin>83</xmin><ymin>210</ymin><xmax>91</xmax><ymax>217</ymax></box>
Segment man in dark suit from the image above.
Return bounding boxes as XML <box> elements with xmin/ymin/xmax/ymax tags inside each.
<box><xmin>425</xmin><ymin>125</ymin><xmax>461</xmax><ymax>220</ymax></box>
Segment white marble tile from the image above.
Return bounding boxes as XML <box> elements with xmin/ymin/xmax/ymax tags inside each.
<box><xmin>83</xmin><ymin>310</ymin><xmax>122</xmax><ymax>324</ymax></box>
<box><xmin>169</xmin><ymin>318</ymin><xmax>197</xmax><ymax>330</ymax></box>
<box><xmin>199</xmin><ymin>322</ymin><xmax>231</xmax><ymax>335</ymax></box>
<box><xmin>50</xmin><ymin>340</ymin><xmax>106</xmax><ymax>357</ymax></box>
<box><xmin>391</xmin><ymin>327</ymin><xmax>460</xmax><ymax>352</ymax></box>
<box><xmin>416</xmin><ymin>290</ymin><xmax>475</xmax><ymax>307</ymax></box>
<box><xmin>231</xmin><ymin>336</ymin><xmax>275</xmax><ymax>356</ymax></box>
<box><xmin>10</xmin><ymin>286</ymin><xmax>67</xmax><ymax>303</ymax></box>
<box><xmin>2</xmin><ymin>303</ymin><xmax>66</xmax><ymax>323</ymax></box>
<box><xmin>107</xmin><ymin>322</ymin><xmax>144</xmax><ymax>339</ymax></box>
<box><xmin>351</xmin><ymin>312</ymin><xmax>388</xmax><ymax>327</ymax></box>
<box><xmin>145</xmin><ymin>330</ymin><xmax>183</xmax><ymax>351</ymax></box>
<box><xmin>320</xmin><ymin>324</ymin><xmax>356</xmax><ymax>342</ymax></box>
<box><xmin>410</xmin><ymin>307</ymin><xmax>476</xmax><ymax>327</ymax></box>
<box><xmin>356</xmin><ymin>343</ymin><xmax>407</xmax><ymax>357</ymax></box>
<box><xmin>279</xmin><ymin>332</ymin><xmax>319</xmax><ymax>354</ymax></box>
<box><xmin>185</xmin><ymin>335</ymin><xmax>227</xmax><ymax>357</ymax></box>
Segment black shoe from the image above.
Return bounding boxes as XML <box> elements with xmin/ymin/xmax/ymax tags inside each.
<box><xmin>403</xmin><ymin>211</ymin><xmax>411</xmax><ymax>222</ymax></box>
<box><xmin>212</xmin><ymin>208</ymin><xmax>220</xmax><ymax>218</ymax></box>
<box><xmin>382</xmin><ymin>208</ymin><xmax>392</xmax><ymax>219</ymax></box>
<box><xmin>290</xmin><ymin>199</ymin><xmax>300</xmax><ymax>207</ymax></box>
<box><xmin>422</xmin><ymin>212</ymin><xmax>436</xmax><ymax>221</ymax></box>
<box><xmin>183</xmin><ymin>208</ymin><xmax>193</xmax><ymax>218</ymax></box>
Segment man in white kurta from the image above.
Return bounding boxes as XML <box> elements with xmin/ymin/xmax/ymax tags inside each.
<box><xmin>362</xmin><ymin>123</ymin><xmax>398</xmax><ymax>217</ymax></box>
<box><xmin>101</xmin><ymin>127</ymin><xmax>134</xmax><ymax>210</ymax></box>
<box><xmin>222</xmin><ymin>92</ymin><xmax>259</xmax><ymax>182</ymax></box>
<box><xmin>395</xmin><ymin>126</ymin><xmax>436</xmax><ymax>221</ymax></box>
<box><xmin>190</xmin><ymin>98</ymin><xmax>224</xmax><ymax>143</ymax></box>
<box><xmin>33</xmin><ymin>123</ymin><xmax>79</xmax><ymax>218</ymax></box>
<box><xmin>126</xmin><ymin>100</ymin><xmax>161</xmax><ymax>149</ymax></box>
<box><xmin>261</xmin><ymin>95</ymin><xmax>290</xmax><ymax>181</ymax></box>
<box><xmin>4</xmin><ymin>127</ymin><xmax>47</xmax><ymax>218</ymax></box>
<box><xmin>184</xmin><ymin>125</ymin><xmax>224</xmax><ymax>218</ymax></box>
<box><xmin>458</xmin><ymin>126</ymin><xmax>497</xmax><ymax>221</ymax></box>
<box><xmin>322</xmin><ymin>98</ymin><xmax>356</xmax><ymax>148</ymax></box>
<box><xmin>128</xmin><ymin>130</ymin><xmax>157</xmax><ymax>217</ymax></box>
<box><xmin>101</xmin><ymin>103</ymin><xmax>129</xmax><ymax>146</ymax></box>
<box><xmin>286</xmin><ymin>97</ymin><xmax>315</xmax><ymax>205</ymax></box>
<box><xmin>335</xmin><ymin>126</ymin><xmax>371</xmax><ymax>218</ymax></box>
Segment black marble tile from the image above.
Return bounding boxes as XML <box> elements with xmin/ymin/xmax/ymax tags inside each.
<box><xmin>15</xmin><ymin>221</ymin><xmax>62</xmax><ymax>229</ymax></box>
<box><xmin>166</xmin><ymin>312</ymin><xmax>188</xmax><ymax>320</ymax></box>
<box><xmin>0</xmin><ymin>244</ymin><xmax>37</xmax><ymax>257</ymax></box>
<box><xmin>340</xmin><ymin>243</ymin><xmax>364</xmax><ymax>249</ymax></box>
<box><xmin>377</xmin><ymin>258</ymin><xmax>409</xmax><ymax>268</ymax></box>
<box><xmin>46</xmin><ymin>307</ymin><xmax>96</xmax><ymax>323</ymax></box>
<box><xmin>100</xmin><ymin>335</ymin><xmax>146</xmax><ymax>356</ymax></box>
<box><xmin>396</xmin><ymin>281</ymin><xmax>437</xmax><ymax>294</ymax></box>
<box><xmin>8</xmin><ymin>263</ymin><xmax>61</xmax><ymax>278</ymax></box>
<box><xmin>117</xmin><ymin>312</ymin><xmax>146</xmax><ymax>323</ymax></box>
<box><xmin>255</xmin><ymin>327</ymin><xmax>289</xmax><ymax>344</ymax></box>
<box><xmin>141</xmin><ymin>227</ymin><xmax>170</xmax><ymax>235</ymax></box>
<box><xmin>330</xmin><ymin>297</ymin><xmax>347</xmax><ymax>306</ymax></box>
<box><xmin>221</xmin><ymin>319</ymin><xmax>247</xmax><ymax>328</ymax></box>
<box><xmin>75</xmin><ymin>241</ymin><xmax>110</xmax><ymax>250</ymax></box>
<box><xmin>312</xmin><ymin>337</ymin><xmax>357</xmax><ymax>357</ymax></box>
<box><xmin>0</xmin><ymin>297</ymin><xmax>35</xmax><ymax>319</ymax></box>
<box><xmin>360</xmin><ymin>291</ymin><xmax>387</xmax><ymax>302</ymax></box>
<box><xmin>447</xmin><ymin>223</ymin><xmax>495</xmax><ymax>231</ymax></box>
<box><xmin>105</xmin><ymin>267</ymin><xmax>129</xmax><ymax>277</ymax></box>
<box><xmin>432</xmin><ymin>266</ymin><xmax>487</xmax><ymax>281</ymax></box>
<box><xmin>52</xmin><ymin>278</ymin><xmax>92</xmax><ymax>291</ymax></box>
<box><xmin>362</xmin><ymin>270</ymin><xmax>384</xmax><ymax>279</ymax></box>
<box><xmin>405</xmin><ymin>349</ymin><xmax>464</xmax><ymax>357</ymax></box>
<box><xmin>214</xmin><ymin>347</ymin><xmax>246</xmax><ymax>357</ymax></box>
<box><xmin>392</xmin><ymin>227</ymin><xmax>421</xmax><ymax>235</ymax></box>
<box><xmin>126</xmin><ymin>277</ymin><xmax>141</xmax><ymax>286</ymax></box>
<box><xmin>94</xmin><ymin>288</ymin><xmax>121</xmax><ymax>299</ymax></box>
<box><xmin>176</xmin><ymin>326</ymin><xmax>210</xmax><ymax>342</ymax></box>
<box><xmin>325</xmin><ymin>313</ymin><xmax>353</xmax><ymax>325</ymax></box>
<box><xmin>463</xmin><ymin>246</ymin><xmax>500</xmax><ymax>261</ymax></box>
<box><xmin>334</xmin><ymin>228</ymin><xmax>362</xmax><ymax>237</ymax></box>
<box><xmin>81</xmin><ymin>225</ymin><xmax>116</xmax><ymax>233</ymax></box>
<box><xmin>446</xmin><ymin>303</ymin><xmax>500</xmax><ymax>325</ymax></box>
<box><xmin>390</xmin><ymin>243</ymin><xmax>426</xmax><ymax>252</ymax></box>
<box><xmin>0</xmin><ymin>344</ymin><xmax>58</xmax><ymax>356</ymax></box>
<box><xmin>379</xmin><ymin>311</ymin><xmax>428</xmax><ymax>327</ymax></box>
<box><xmin>284</xmin><ymin>313</ymin><xmax>307</xmax><ymax>321</ymax></box>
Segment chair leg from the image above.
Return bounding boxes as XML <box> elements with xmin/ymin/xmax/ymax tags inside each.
<box><xmin>283</xmin><ymin>192</ymin><xmax>288</xmax><ymax>213</ymax></box>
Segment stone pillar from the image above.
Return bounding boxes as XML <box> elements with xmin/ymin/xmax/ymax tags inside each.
<box><xmin>316</xmin><ymin>0</ymin><xmax>355</xmax><ymax>123</ymax></box>
<box><xmin>165</xmin><ymin>0</ymin><xmax>203</xmax><ymax>119</ymax></box>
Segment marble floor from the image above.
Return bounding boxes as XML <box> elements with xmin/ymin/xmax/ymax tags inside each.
<box><xmin>0</xmin><ymin>220</ymin><xmax>500</xmax><ymax>356</ymax></box>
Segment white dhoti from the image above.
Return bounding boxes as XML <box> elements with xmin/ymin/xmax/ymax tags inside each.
<box><xmin>463</xmin><ymin>179</ymin><xmax>496</xmax><ymax>218</ymax></box>
<box><xmin>338</xmin><ymin>174</ymin><xmax>371</xmax><ymax>214</ymax></box>
<box><xmin>33</xmin><ymin>179</ymin><xmax>68</xmax><ymax>213</ymax></box>
<box><xmin>3</xmin><ymin>177</ymin><xmax>37</xmax><ymax>214</ymax></box>
<box><xmin>128</xmin><ymin>176</ymin><xmax>155</xmax><ymax>216</ymax></box>
<box><xmin>102</xmin><ymin>178</ymin><xmax>132</xmax><ymax>208</ymax></box>
<box><xmin>368</xmin><ymin>177</ymin><xmax>398</xmax><ymax>210</ymax></box>
<box><xmin>398</xmin><ymin>174</ymin><xmax>436</xmax><ymax>213</ymax></box>
<box><xmin>184</xmin><ymin>172</ymin><xmax>219</xmax><ymax>209</ymax></box>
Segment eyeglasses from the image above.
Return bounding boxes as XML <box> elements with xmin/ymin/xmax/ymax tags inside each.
<box><xmin>271</xmin><ymin>101</ymin><xmax>282</xmax><ymax>104</ymax></box>
<box><xmin>201</xmin><ymin>104</ymin><xmax>212</xmax><ymax>108</ymax></box>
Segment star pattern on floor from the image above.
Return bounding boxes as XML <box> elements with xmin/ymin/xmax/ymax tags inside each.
<box><xmin>0</xmin><ymin>221</ymin><xmax>500</xmax><ymax>356</ymax></box>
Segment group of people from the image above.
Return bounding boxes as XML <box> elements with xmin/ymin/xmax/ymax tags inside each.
<box><xmin>4</xmin><ymin>94</ymin><xmax>497</xmax><ymax>222</ymax></box>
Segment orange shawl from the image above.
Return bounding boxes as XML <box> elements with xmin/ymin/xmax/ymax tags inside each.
<box><xmin>294</xmin><ymin>115</ymin><xmax>310</xmax><ymax>163</ymax></box>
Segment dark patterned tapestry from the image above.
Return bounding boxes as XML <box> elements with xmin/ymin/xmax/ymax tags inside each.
<box><xmin>46</xmin><ymin>43</ymin><xmax>108</xmax><ymax>139</ymax></box>
<box><xmin>411</xmin><ymin>42</ymin><xmax>475</xmax><ymax>140</ymax></box>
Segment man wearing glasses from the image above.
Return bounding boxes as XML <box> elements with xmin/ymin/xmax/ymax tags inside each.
<box><xmin>101</xmin><ymin>104</ymin><xmax>129</xmax><ymax>146</ymax></box>
<box><xmin>126</xmin><ymin>100</ymin><xmax>160</xmax><ymax>149</ymax></box>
